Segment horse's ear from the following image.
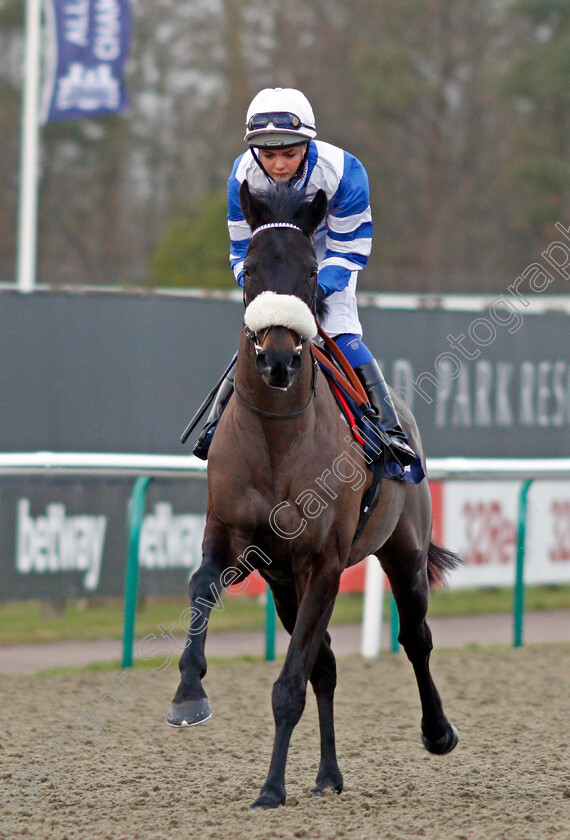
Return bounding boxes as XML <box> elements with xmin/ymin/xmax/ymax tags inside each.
<box><xmin>239</xmin><ymin>180</ymin><xmax>269</xmax><ymax>231</ymax></box>
<box><xmin>297</xmin><ymin>189</ymin><xmax>328</xmax><ymax>236</ymax></box>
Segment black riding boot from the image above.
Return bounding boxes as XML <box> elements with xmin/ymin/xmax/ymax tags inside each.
<box><xmin>192</xmin><ymin>371</ymin><xmax>235</xmax><ymax>460</ymax></box>
<box><xmin>354</xmin><ymin>360</ymin><xmax>417</xmax><ymax>467</ymax></box>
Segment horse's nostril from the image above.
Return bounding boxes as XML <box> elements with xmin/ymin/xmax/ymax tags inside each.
<box><xmin>290</xmin><ymin>355</ymin><xmax>302</xmax><ymax>370</ymax></box>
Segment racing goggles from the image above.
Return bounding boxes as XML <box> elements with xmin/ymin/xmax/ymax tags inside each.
<box><xmin>247</xmin><ymin>112</ymin><xmax>312</xmax><ymax>132</ymax></box>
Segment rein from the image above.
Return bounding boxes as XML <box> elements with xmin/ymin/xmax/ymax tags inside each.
<box><xmin>314</xmin><ymin>325</ymin><xmax>369</xmax><ymax>406</ymax></box>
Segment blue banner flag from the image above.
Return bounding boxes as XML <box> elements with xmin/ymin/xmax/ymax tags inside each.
<box><xmin>42</xmin><ymin>0</ymin><xmax>131</xmax><ymax>122</ymax></box>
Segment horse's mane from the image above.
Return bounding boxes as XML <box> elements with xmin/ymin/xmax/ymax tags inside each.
<box><xmin>251</xmin><ymin>182</ymin><xmax>308</xmax><ymax>225</ymax></box>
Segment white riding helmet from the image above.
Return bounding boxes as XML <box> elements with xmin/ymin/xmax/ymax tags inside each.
<box><xmin>244</xmin><ymin>88</ymin><xmax>317</xmax><ymax>148</ymax></box>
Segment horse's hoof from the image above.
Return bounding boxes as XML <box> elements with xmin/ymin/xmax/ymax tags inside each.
<box><xmin>166</xmin><ymin>697</ymin><xmax>212</xmax><ymax>727</ymax></box>
<box><xmin>422</xmin><ymin>724</ymin><xmax>459</xmax><ymax>755</ymax></box>
<box><xmin>312</xmin><ymin>773</ymin><xmax>343</xmax><ymax>796</ymax></box>
<box><xmin>250</xmin><ymin>798</ymin><xmax>282</xmax><ymax>810</ymax></box>
<box><xmin>250</xmin><ymin>787</ymin><xmax>286</xmax><ymax>810</ymax></box>
<box><xmin>312</xmin><ymin>783</ymin><xmax>343</xmax><ymax>797</ymax></box>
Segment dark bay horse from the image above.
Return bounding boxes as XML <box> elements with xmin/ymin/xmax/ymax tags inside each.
<box><xmin>168</xmin><ymin>181</ymin><xmax>460</xmax><ymax>809</ymax></box>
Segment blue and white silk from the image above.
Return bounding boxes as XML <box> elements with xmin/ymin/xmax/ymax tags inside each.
<box><xmin>227</xmin><ymin>140</ymin><xmax>373</xmax><ymax>338</ymax></box>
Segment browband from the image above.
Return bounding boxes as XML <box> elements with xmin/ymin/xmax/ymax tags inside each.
<box><xmin>251</xmin><ymin>222</ymin><xmax>303</xmax><ymax>237</ymax></box>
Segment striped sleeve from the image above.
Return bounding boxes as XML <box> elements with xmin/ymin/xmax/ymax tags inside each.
<box><xmin>318</xmin><ymin>152</ymin><xmax>372</xmax><ymax>296</ymax></box>
<box><xmin>227</xmin><ymin>154</ymin><xmax>251</xmax><ymax>287</ymax></box>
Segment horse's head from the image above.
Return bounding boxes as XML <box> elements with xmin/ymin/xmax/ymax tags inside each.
<box><xmin>240</xmin><ymin>181</ymin><xmax>327</xmax><ymax>390</ymax></box>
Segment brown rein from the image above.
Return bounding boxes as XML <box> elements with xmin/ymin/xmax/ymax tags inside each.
<box><xmin>313</xmin><ymin>325</ymin><xmax>369</xmax><ymax>407</ymax></box>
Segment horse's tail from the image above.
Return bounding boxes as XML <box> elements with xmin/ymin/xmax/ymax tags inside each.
<box><xmin>427</xmin><ymin>541</ymin><xmax>462</xmax><ymax>586</ymax></box>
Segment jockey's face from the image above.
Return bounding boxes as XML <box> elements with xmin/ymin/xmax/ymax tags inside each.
<box><xmin>257</xmin><ymin>145</ymin><xmax>306</xmax><ymax>182</ymax></box>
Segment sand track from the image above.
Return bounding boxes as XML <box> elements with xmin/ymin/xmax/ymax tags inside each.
<box><xmin>1</xmin><ymin>644</ymin><xmax>569</xmax><ymax>840</ymax></box>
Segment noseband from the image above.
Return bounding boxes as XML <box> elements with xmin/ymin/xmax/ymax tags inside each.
<box><xmin>243</xmin><ymin>323</ymin><xmax>304</xmax><ymax>356</ymax></box>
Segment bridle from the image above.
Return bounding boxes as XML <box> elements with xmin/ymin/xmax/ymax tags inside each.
<box><xmin>238</xmin><ymin>221</ymin><xmax>319</xmax><ymax>419</ymax></box>
<box><xmin>240</xmin><ymin>320</ymin><xmax>318</xmax><ymax>420</ymax></box>
<box><xmin>251</xmin><ymin>221</ymin><xmax>305</xmax><ymax>237</ymax></box>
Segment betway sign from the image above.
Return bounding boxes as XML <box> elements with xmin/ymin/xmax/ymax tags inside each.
<box><xmin>0</xmin><ymin>478</ymin><xmax>207</xmax><ymax>602</ymax></box>
<box><xmin>14</xmin><ymin>498</ymin><xmax>205</xmax><ymax>592</ymax></box>
<box><xmin>16</xmin><ymin>499</ymin><xmax>107</xmax><ymax>590</ymax></box>
<box><xmin>138</xmin><ymin>503</ymin><xmax>205</xmax><ymax>571</ymax></box>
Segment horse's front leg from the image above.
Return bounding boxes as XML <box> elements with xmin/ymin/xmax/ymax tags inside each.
<box><xmin>381</xmin><ymin>546</ymin><xmax>459</xmax><ymax>754</ymax></box>
<box><xmin>167</xmin><ymin>517</ymin><xmax>236</xmax><ymax>727</ymax></box>
<box><xmin>269</xmin><ymin>584</ymin><xmax>343</xmax><ymax>798</ymax></box>
<box><xmin>252</xmin><ymin>561</ymin><xmax>341</xmax><ymax>810</ymax></box>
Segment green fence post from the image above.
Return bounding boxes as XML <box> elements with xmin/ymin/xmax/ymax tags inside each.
<box><xmin>513</xmin><ymin>479</ymin><xmax>533</xmax><ymax>648</ymax></box>
<box><xmin>122</xmin><ymin>476</ymin><xmax>151</xmax><ymax>668</ymax></box>
<box><xmin>390</xmin><ymin>589</ymin><xmax>400</xmax><ymax>653</ymax></box>
<box><xmin>265</xmin><ymin>584</ymin><xmax>276</xmax><ymax>662</ymax></box>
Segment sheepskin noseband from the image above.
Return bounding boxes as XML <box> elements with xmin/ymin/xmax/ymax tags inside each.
<box><xmin>244</xmin><ymin>291</ymin><xmax>317</xmax><ymax>340</ymax></box>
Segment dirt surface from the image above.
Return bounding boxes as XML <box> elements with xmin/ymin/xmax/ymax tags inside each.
<box><xmin>1</xmin><ymin>644</ymin><xmax>569</xmax><ymax>840</ymax></box>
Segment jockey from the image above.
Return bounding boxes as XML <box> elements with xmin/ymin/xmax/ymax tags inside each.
<box><xmin>193</xmin><ymin>87</ymin><xmax>416</xmax><ymax>467</ymax></box>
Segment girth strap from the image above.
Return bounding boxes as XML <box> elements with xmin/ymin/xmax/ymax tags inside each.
<box><xmin>353</xmin><ymin>452</ymin><xmax>385</xmax><ymax>543</ymax></box>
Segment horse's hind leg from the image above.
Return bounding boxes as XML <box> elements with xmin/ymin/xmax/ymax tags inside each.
<box><xmin>167</xmin><ymin>517</ymin><xmax>234</xmax><ymax>727</ymax></box>
<box><xmin>311</xmin><ymin>632</ymin><xmax>343</xmax><ymax>796</ymax></box>
<box><xmin>379</xmin><ymin>544</ymin><xmax>459</xmax><ymax>755</ymax></box>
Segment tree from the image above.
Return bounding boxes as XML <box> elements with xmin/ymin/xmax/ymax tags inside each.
<box><xmin>349</xmin><ymin>0</ymin><xmax>522</xmax><ymax>291</ymax></box>
<box><xmin>151</xmin><ymin>192</ymin><xmax>233</xmax><ymax>288</ymax></box>
<box><xmin>499</xmin><ymin>0</ymin><xmax>570</xmax><ymax>249</ymax></box>
<box><xmin>0</xmin><ymin>0</ymin><xmax>24</xmax><ymax>282</ymax></box>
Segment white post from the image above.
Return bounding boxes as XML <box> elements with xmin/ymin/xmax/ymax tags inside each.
<box><xmin>360</xmin><ymin>554</ymin><xmax>385</xmax><ymax>658</ymax></box>
<box><xmin>17</xmin><ymin>0</ymin><xmax>43</xmax><ymax>293</ymax></box>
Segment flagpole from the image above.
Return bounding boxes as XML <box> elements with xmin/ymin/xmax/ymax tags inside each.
<box><xmin>17</xmin><ymin>0</ymin><xmax>43</xmax><ymax>293</ymax></box>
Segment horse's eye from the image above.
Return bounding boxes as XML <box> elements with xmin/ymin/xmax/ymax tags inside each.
<box><xmin>243</xmin><ymin>268</ymin><xmax>251</xmax><ymax>280</ymax></box>
<box><xmin>309</xmin><ymin>268</ymin><xmax>317</xmax><ymax>280</ymax></box>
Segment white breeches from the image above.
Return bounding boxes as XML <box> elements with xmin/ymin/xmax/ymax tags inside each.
<box><xmin>318</xmin><ymin>271</ymin><xmax>363</xmax><ymax>339</ymax></box>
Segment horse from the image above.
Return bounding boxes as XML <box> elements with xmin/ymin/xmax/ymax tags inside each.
<box><xmin>167</xmin><ymin>181</ymin><xmax>460</xmax><ymax>810</ymax></box>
